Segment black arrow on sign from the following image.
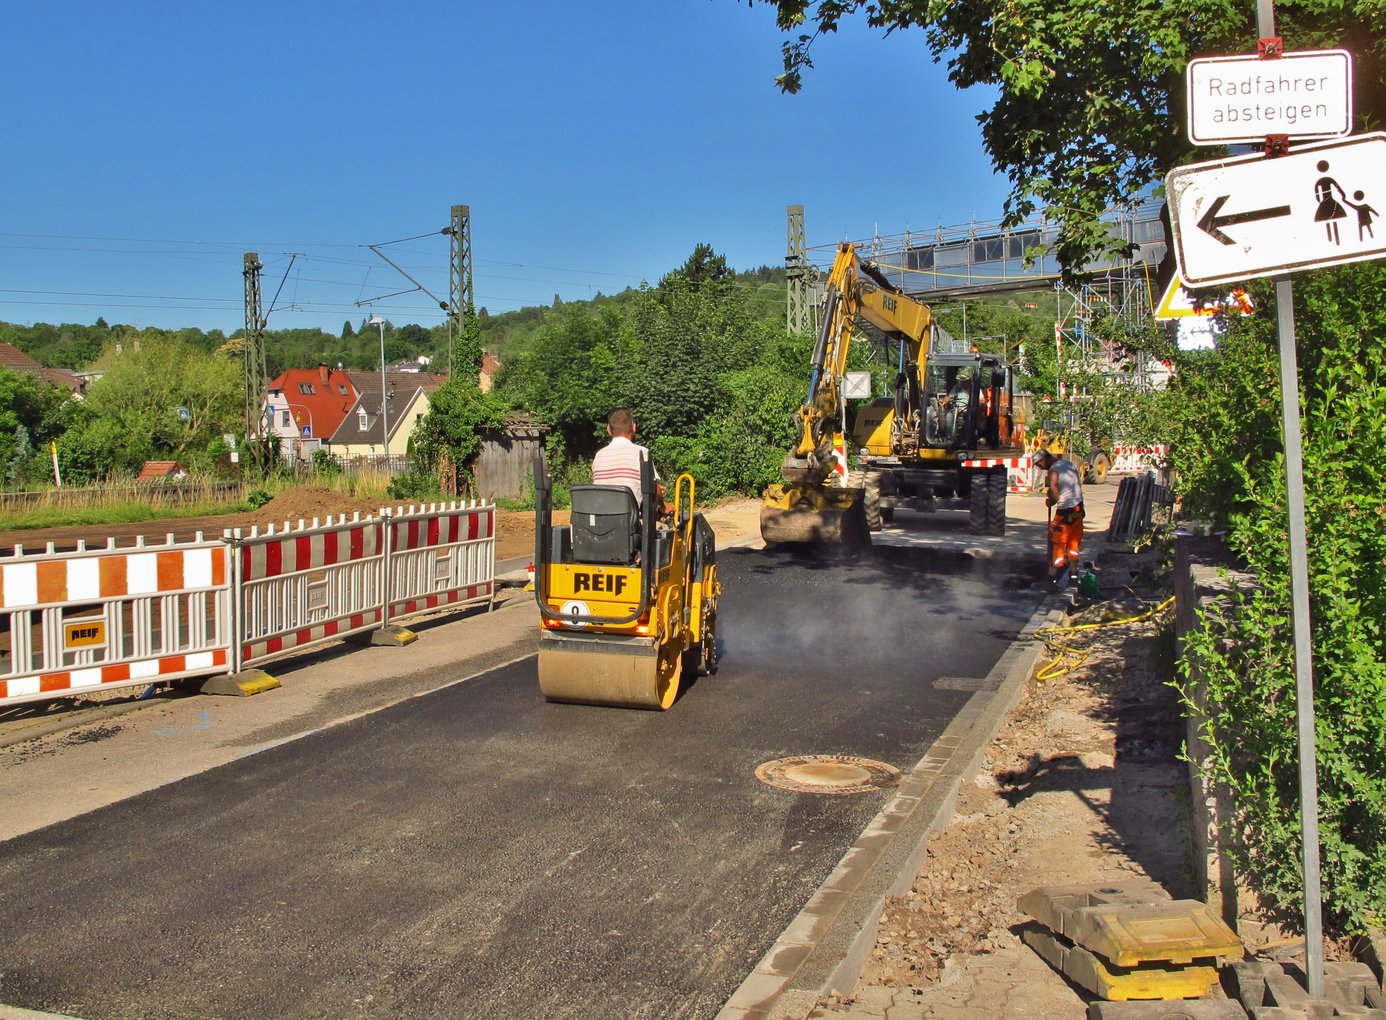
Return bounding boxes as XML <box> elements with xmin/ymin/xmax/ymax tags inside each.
<box><xmin>1198</xmin><ymin>194</ymin><xmax>1293</xmax><ymax>245</ymax></box>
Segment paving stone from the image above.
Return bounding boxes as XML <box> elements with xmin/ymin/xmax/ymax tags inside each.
<box><xmin>1087</xmin><ymin>1000</ymin><xmax>1248</xmax><ymax>1018</ymax></box>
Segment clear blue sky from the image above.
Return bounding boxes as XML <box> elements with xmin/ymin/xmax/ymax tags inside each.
<box><xmin>0</xmin><ymin>1</ymin><xmax>1010</xmax><ymax>335</ymax></box>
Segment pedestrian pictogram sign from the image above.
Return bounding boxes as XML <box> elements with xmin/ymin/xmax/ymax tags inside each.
<box><xmin>1154</xmin><ymin>273</ymin><xmax>1254</xmax><ymax>320</ymax></box>
<box><xmin>1167</xmin><ymin>132</ymin><xmax>1386</xmax><ymax>287</ymax></box>
<box><xmin>1186</xmin><ymin>49</ymin><xmax>1352</xmax><ymax>145</ymax></box>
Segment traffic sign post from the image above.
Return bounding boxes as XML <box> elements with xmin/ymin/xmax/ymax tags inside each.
<box><xmin>1167</xmin><ymin>132</ymin><xmax>1386</xmax><ymax>287</ymax></box>
<box><xmin>1186</xmin><ymin>49</ymin><xmax>1352</xmax><ymax>145</ymax></box>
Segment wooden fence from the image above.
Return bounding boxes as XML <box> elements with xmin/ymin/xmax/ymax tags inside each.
<box><xmin>1</xmin><ymin>481</ymin><xmax>245</xmax><ymax>514</ymax></box>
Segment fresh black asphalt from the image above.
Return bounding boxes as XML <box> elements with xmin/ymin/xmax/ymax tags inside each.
<box><xmin>0</xmin><ymin>543</ymin><xmax>1042</xmax><ymax>1020</ymax></box>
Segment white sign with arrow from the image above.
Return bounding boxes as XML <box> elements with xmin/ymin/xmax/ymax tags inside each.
<box><xmin>1167</xmin><ymin>132</ymin><xmax>1386</xmax><ymax>287</ymax></box>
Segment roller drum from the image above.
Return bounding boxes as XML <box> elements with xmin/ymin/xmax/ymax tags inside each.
<box><xmin>538</xmin><ymin>631</ymin><xmax>682</xmax><ymax>710</ymax></box>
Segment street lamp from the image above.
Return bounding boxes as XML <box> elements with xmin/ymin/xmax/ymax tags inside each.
<box><xmin>366</xmin><ymin>315</ymin><xmax>389</xmax><ymax>456</ymax></box>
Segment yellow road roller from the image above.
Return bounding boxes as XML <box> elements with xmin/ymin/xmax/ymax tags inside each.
<box><xmin>532</xmin><ymin>455</ymin><xmax>720</xmax><ymax>710</ymax></box>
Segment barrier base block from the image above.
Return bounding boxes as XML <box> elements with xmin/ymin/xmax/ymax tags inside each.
<box><xmin>194</xmin><ymin>670</ymin><xmax>281</xmax><ymax>698</ymax></box>
<box><xmin>348</xmin><ymin>626</ymin><xmax>419</xmax><ymax>648</ymax></box>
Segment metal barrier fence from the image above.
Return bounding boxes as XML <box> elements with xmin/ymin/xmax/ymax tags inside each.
<box><xmin>0</xmin><ymin>535</ymin><xmax>233</xmax><ymax>707</ymax></box>
<box><xmin>1112</xmin><ymin>444</ymin><xmax>1168</xmax><ymax>474</ymax></box>
<box><xmin>1108</xmin><ymin>471</ymin><xmax>1173</xmax><ymax>545</ymax></box>
<box><xmin>227</xmin><ymin>514</ymin><xmax>388</xmax><ymax>672</ymax></box>
<box><xmin>385</xmin><ymin>502</ymin><xmax>495</xmax><ymax>625</ymax></box>
<box><xmin>1</xmin><ymin>501</ymin><xmax>497</xmax><ymax>708</ymax></box>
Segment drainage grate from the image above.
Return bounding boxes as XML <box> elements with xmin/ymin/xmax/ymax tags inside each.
<box><xmin>933</xmin><ymin>675</ymin><xmax>999</xmax><ymax>692</ymax></box>
<box><xmin>755</xmin><ymin>755</ymin><xmax>902</xmax><ymax>795</ymax></box>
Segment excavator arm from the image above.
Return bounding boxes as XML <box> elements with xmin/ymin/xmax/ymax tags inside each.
<box><xmin>783</xmin><ymin>244</ymin><xmax>935</xmax><ymax>481</ymax></box>
<box><xmin>763</xmin><ymin>242</ymin><xmax>935</xmax><ymax>545</ymax></box>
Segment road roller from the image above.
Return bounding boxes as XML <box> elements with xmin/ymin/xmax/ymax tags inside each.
<box><xmin>532</xmin><ymin>455</ymin><xmax>720</xmax><ymax>710</ymax></box>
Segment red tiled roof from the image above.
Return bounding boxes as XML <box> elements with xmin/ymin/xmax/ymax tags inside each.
<box><xmin>138</xmin><ymin>461</ymin><xmax>186</xmax><ymax>480</ymax></box>
<box><xmin>266</xmin><ymin>365</ymin><xmax>360</xmax><ymax>439</ymax></box>
<box><xmin>0</xmin><ymin>343</ymin><xmax>83</xmax><ymax>393</ymax></box>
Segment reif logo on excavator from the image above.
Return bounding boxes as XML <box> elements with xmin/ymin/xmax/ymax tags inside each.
<box><xmin>572</xmin><ymin>572</ymin><xmax>629</xmax><ymax>597</ymax></box>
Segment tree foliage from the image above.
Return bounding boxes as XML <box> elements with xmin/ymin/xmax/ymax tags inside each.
<box><xmin>51</xmin><ymin>337</ymin><xmax>243</xmax><ymax>484</ymax></box>
<box><xmin>755</xmin><ymin>1</ymin><xmax>1386</xmax><ymax>273</ymax></box>
<box><xmin>1171</xmin><ymin>264</ymin><xmax>1386</xmax><ymax>932</ymax></box>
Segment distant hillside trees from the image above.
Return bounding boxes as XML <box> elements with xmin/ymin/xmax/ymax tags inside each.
<box><xmin>494</xmin><ymin>246</ymin><xmax>802</xmax><ymax>500</ymax></box>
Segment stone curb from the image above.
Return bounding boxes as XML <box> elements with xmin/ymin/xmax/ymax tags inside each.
<box><xmin>717</xmin><ymin>594</ymin><xmax>1067</xmax><ymax>1019</ymax></box>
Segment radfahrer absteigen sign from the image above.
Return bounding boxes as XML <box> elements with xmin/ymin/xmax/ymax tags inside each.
<box><xmin>1167</xmin><ymin>132</ymin><xmax>1386</xmax><ymax>287</ymax></box>
<box><xmin>1186</xmin><ymin>50</ymin><xmax>1352</xmax><ymax>145</ymax></box>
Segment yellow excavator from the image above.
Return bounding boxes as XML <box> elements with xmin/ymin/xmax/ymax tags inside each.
<box><xmin>761</xmin><ymin>242</ymin><xmax>1025</xmax><ymax>545</ymax></box>
<box><xmin>532</xmin><ymin>455</ymin><xmax>720</xmax><ymax>710</ymax></box>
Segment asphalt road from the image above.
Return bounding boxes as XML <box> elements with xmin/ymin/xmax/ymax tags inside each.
<box><xmin>0</xmin><ymin>541</ymin><xmax>1044</xmax><ymax>1020</ymax></box>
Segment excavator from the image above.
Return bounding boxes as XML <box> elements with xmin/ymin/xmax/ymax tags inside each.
<box><xmin>532</xmin><ymin>455</ymin><xmax>720</xmax><ymax>710</ymax></box>
<box><xmin>761</xmin><ymin>242</ymin><xmax>1025</xmax><ymax>545</ymax></box>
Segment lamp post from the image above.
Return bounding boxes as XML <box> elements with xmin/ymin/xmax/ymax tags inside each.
<box><xmin>367</xmin><ymin>315</ymin><xmax>389</xmax><ymax>457</ymax></box>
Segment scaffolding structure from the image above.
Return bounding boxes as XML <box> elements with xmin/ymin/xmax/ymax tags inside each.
<box><xmin>797</xmin><ymin>200</ymin><xmax>1170</xmax><ymax>395</ymax></box>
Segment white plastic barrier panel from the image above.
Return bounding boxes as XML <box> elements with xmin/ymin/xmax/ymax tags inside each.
<box><xmin>0</xmin><ymin>536</ymin><xmax>232</xmax><ymax>707</ymax></box>
<box><xmin>384</xmin><ymin>501</ymin><xmax>496</xmax><ymax>624</ymax></box>
<box><xmin>229</xmin><ymin>514</ymin><xmax>386</xmax><ymax>671</ymax></box>
<box><xmin>961</xmin><ymin>455</ymin><xmax>1037</xmax><ymax>493</ymax></box>
<box><xmin>1112</xmin><ymin>444</ymin><xmax>1168</xmax><ymax>474</ymax></box>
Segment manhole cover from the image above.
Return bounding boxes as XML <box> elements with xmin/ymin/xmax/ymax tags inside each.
<box><xmin>755</xmin><ymin>755</ymin><xmax>902</xmax><ymax>795</ymax></box>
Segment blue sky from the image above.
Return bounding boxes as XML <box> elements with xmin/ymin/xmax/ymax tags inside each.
<box><xmin>0</xmin><ymin>1</ymin><xmax>1010</xmax><ymax>335</ymax></box>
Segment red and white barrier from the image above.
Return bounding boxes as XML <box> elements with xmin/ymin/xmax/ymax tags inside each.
<box><xmin>962</xmin><ymin>455</ymin><xmax>1038</xmax><ymax>493</ymax></box>
<box><xmin>2</xmin><ymin>500</ymin><xmax>499</xmax><ymax>708</ymax></box>
<box><xmin>1112</xmin><ymin>444</ymin><xmax>1168</xmax><ymax>474</ymax></box>
<box><xmin>0</xmin><ymin>536</ymin><xmax>232</xmax><ymax>706</ymax></box>
<box><xmin>385</xmin><ymin>501</ymin><xmax>495</xmax><ymax>623</ymax></box>
<box><xmin>228</xmin><ymin>514</ymin><xmax>387</xmax><ymax>672</ymax></box>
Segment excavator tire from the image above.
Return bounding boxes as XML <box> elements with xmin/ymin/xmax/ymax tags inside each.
<box><xmin>968</xmin><ymin>472</ymin><xmax>1007</xmax><ymax>536</ymax></box>
<box><xmin>538</xmin><ymin>631</ymin><xmax>683</xmax><ymax>710</ymax></box>
<box><xmin>863</xmin><ymin>472</ymin><xmax>884</xmax><ymax>532</ymax></box>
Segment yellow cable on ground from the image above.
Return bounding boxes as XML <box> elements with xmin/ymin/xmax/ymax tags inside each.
<box><xmin>1033</xmin><ymin>595</ymin><xmax>1176</xmax><ymax>681</ymax></box>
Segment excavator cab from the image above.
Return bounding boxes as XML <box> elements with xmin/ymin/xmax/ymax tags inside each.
<box><xmin>533</xmin><ymin>455</ymin><xmax>720</xmax><ymax>710</ymax></box>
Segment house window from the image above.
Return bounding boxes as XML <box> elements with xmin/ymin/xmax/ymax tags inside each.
<box><xmin>338</xmin><ymin>383</ymin><xmax>348</xmax><ymax>395</ymax></box>
<box><xmin>358</xmin><ymin>410</ymin><xmax>368</xmax><ymax>431</ymax></box>
<box><xmin>281</xmin><ymin>411</ymin><xmax>291</xmax><ymax>428</ymax></box>
<box><xmin>298</xmin><ymin>383</ymin><xmax>316</xmax><ymax>395</ymax></box>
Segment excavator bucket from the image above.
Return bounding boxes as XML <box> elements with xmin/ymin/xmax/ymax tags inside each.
<box><xmin>759</xmin><ymin>482</ymin><xmax>871</xmax><ymax>547</ymax></box>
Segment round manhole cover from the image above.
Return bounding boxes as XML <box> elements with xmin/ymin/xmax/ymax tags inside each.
<box><xmin>755</xmin><ymin>755</ymin><xmax>902</xmax><ymax>795</ymax></box>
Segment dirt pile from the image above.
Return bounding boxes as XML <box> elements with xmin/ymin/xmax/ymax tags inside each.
<box><xmin>232</xmin><ymin>486</ymin><xmax>384</xmax><ymax>530</ymax></box>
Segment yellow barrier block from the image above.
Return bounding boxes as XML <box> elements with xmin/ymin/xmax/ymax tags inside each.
<box><xmin>1018</xmin><ymin>882</ymin><xmax>1242</xmax><ymax>967</ymax></box>
<box><xmin>1023</xmin><ymin>927</ymin><xmax>1222</xmax><ymax>1001</ymax></box>
<box><xmin>195</xmin><ymin>670</ymin><xmax>282</xmax><ymax>697</ymax></box>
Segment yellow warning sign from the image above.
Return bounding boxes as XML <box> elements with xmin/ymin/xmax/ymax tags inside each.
<box><xmin>1155</xmin><ymin>273</ymin><xmax>1254</xmax><ymax>320</ymax></box>
<box><xmin>64</xmin><ymin>619</ymin><xmax>106</xmax><ymax>649</ymax></box>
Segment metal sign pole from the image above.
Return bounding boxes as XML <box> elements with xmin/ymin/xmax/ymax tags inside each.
<box><xmin>1256</xmin><ymin>0</ymin><xmax>1324</xmax><ymax>997</ymax></box>
<box><xmin>1273</xmin><ymin>274</ymin><xmax>1325</xmax><ymax>997</ymax></box>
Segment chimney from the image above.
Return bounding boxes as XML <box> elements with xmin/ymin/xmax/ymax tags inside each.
<box><xmin>318</xmin><ymin>362</ymin><xmax>329</xmax><ymax>384</ymax></box>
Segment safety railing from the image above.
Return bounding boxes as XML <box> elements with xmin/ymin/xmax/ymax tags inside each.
<box><xmin>1111</xmin><ymin>444</ymin><xmax>1168</xmax><ymax>474</ymax></box>
<box><xmin>1</xmin><ymin>501</ymin><xmax>497</xmax><ymax>708</ymax></box>
<box><xmin>384</xmin><ymin>501</ymin><xmax>495</xmax><ymax>625</ymax></box>
<box><xmin>226</xmin><ymin>513</ymin><xmax>388</xmax><ymax>673</ymax></box>
<box><xmin>0</xmin><ymin>535</ymin><xmax>233</xmax><ymax>707</ymax></box>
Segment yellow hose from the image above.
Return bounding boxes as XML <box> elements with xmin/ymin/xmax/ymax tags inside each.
<box><xmin>1033</xmin><ymin>595</ymin><xmax>1176</xmax><ymax>681</ymax></box>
